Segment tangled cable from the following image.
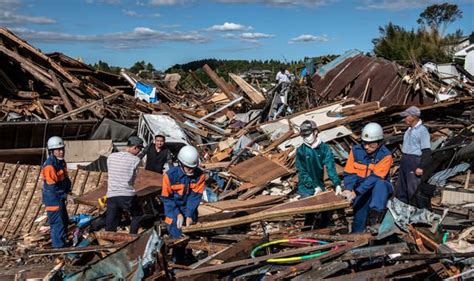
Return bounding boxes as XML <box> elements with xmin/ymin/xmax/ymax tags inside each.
<box><xmin>250</xmin><ymin>238</ymin><xmax>337</xmax><ymax>263</ymax></box>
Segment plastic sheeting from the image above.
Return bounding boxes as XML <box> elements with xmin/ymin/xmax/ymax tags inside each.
<box><xmin>138</xmin><ymin>114</ymin><xmax>189</xmax><ymax>146</ymax></box>
<box><xmin>428</xmin><ymin>162</ymin><xmax>470</xmax><ymax>186</ymax></box>
<box><xmin>65</xmin><ymin>229</ymin><xmax>163</xmax><ymax>281</ymax></box>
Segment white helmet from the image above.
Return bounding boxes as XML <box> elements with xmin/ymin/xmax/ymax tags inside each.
<box><xmin>177</xmin><ymin>145</ymin><xmax>199</xmax><ymax>168</ymax></box>
<box><xmin>361</xmin><ymin>123</ymin><xmax>384</xmax><ymax>142</ymax></box>
<box><xmin>47</xmin><ymin>136</ymin><xmax>65</xmax><ymax>150</ymax></box>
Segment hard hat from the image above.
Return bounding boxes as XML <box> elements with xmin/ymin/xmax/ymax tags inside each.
<box><xmin>361</xmin><ymin>123</ymin><xmax>384</xmax><ymax>142</ymax></box>
<box><xmin>47</xmin><ymin>136</ymin><xmax>65</xmax><ymax>150</ymax></box>
<box><xmin>177</xmin><ymin>145</ymin><xmax>199</xmax><ymax>168</ymax></box>
<box><xmin>299</xmin><ymin>120</ymin><xmax>318</xmax><ymax>137</ymax></box>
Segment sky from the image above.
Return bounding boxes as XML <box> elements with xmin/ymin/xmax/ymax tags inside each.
<box><xmin>1</xmin><ymin>0</ymin><xmax>473</xmax><ymax>70</ymax></box>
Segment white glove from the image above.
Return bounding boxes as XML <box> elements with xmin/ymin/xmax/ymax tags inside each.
<box><xmin>341</xmin><ymin>190</ymin><xmax>356</xmax><ymax>202</ymax></box>
<box><xmin>314</xmin><ymin>187</ymin><xmax>323</xmax><ymax>195</ymax></box>
<box><xmin>335</xmin><ymin>185</ymin><xmax>342</xmax><ymax>196</ymax></box>
<box><xmin>176</xmin><ymin>214</ymin><xmax>184</xmax><ymax>229</ymax></box>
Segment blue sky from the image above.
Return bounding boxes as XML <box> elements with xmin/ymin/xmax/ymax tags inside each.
<box><xmin>2</xmin><ymin>0</ymin><xmax>473</xmax><ymax>70</ymax></box>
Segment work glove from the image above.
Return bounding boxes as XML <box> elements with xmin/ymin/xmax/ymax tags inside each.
<box><xmin>185</xmin><ymin>217</ymin><xmax>193</xmax><ymax>226</ymax></box>
<box><xmin>176</xmin><ymin>214</ymin><xmax>184</xmax><ymax>229</ymax></box>
<box><xmin>341</xmin><ymin>190</ymin><xmax>356</xmax><ymax>202</ymax></box>
<box><xmin>314</xmin><ymin>187</ymin><xmax>323</xmax><ymax>195</ymax></box>
<box><xmin>335</xmin><ymin>185</ymin><xmax>342</xmax><ymax>196</ymax></box>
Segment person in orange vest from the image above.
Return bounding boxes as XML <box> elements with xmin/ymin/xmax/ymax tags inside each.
<box><xmin>41</xmin><ymin>136</ymin><xmax>71</xmax><ymax>248</ymax></box>
<box><xmin>342</xmin><ymin>123</ymin><xmax>393</xmax><ymax>233</ymax></box>
<box><xmin>162</xmin><ymin>145</ymin><xmax>205</xmax><ymax>262</ymax></box>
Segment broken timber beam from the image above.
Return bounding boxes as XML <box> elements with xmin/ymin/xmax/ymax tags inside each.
<box><xmin>49</xmin><ymin>70</ymin><xmax>76</xmax><ymax>118</ymax></box>
<box><xmin>29</xmin><ymin>243</ymin><xmax>126</xmax><ymax>257</ymax></box>
<box><xmin>228</xmin><ymin>73</ymin><xmax>265</xmax><ymax>105</ymax></box>
<box><xmin>202</xmin><ymin>64</ymin><xmax>235</xmax><ymax>100</ymax></box>
<box><xmin>51</xmin><ymin>91</ymin><xmax>121</xmax><ymax>120</ymax></box>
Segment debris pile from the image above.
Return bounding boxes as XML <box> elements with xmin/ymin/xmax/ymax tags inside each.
<box><xmin>0</xmin><ymin>28</ymin><xmax>473</xmax><ymax>280</ymax></box>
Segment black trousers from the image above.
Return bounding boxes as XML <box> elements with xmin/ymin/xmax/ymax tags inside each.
<box><xmin>105</xmin><ymin>196</ymin><xmax>143</xmax><ymax>234</ymax></box>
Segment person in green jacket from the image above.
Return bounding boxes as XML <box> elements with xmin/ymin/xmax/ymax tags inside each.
<box><xmin>296</xmin><ymin>120</ymin><xmax>342</xmax><ymax>227</ymax></box>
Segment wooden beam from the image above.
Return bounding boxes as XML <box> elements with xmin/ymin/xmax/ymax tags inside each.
<box><xmin>49</xmin><ymin>70</ymin><xmax>75</xmax><ymax>118</ymax></box>
<box><xmin>28</xmin><ymin>243</ymin><xmax>126</xmax><ymax>257</ymax></box>
<box><xmin>202</xmin><ymin>64</ymin><xmax>234</xmax><ymax>100</ymax></box>
<box><xmin>51</xmin><ymin>91</ymin><xmax>121</xmax><ymax>120</ymax></box>
<box><xmin>183</xmin><ymin>192</ymin><xmax>349</xmax><ymax>233</ymax></box>
<box><xmin>174</xmin><ymin>241</ymin><xmax>346</xmax><ymax>278</ymax></box>
<box><xmin>229</xmin><ymin>73</ymin><xmax>265</xmax><ymax>105</ymax></box>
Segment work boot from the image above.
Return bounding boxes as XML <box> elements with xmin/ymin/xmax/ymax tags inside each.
<box><xmin>367</xmin><ymin>209</ymin><xmax>384</xmax><ymax>233</ymax></box>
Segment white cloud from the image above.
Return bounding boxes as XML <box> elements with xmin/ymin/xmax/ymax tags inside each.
<box><xmin>215</xmin><ymin>0</ymin><xmax>329</xmax><ymax>7</ymax></box>
<box><xmin>0</xmin><ymin>0</ymin><xmax>56</xmax><ymax>25</ymax></box>
<box><xmin>357</xmin><ymin>0</ymin><xmax>444</xmax><ymax>11</ymax></box>
<box><xmin>288</xmin><ymin>34</ymin><xmax>328</xmax><ymax>44</ymax></box>
<box><xmin>240</xmin><ymin>32</ymin><xmax>274</xmax><ymax>40</ymax></box>
<box><xmin>207</xmin><ymin>22</ymin><xmax>252</xmax><ymax>32</ymax></box>
<box><xmin>148</xmin><ymin>0</ymin><xmax>192</xmax><ymax>5</ymax></box>
<box><xmin>10</xmin><ymin>27</ymin><xmax>210</xmax><ymax>49</ymax></box>
<box><xmin>122</xmin><ymin>9</ymin><xmax>142</xmax><ymax>17</ymax></box>
<box><xmin>222</xmin><ymin>31</ymin><xmax>275</xmax><ymax>42</ymax></box>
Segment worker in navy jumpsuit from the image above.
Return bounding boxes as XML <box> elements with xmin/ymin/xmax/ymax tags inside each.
<box><xmin>41</xmin><ymin>136</ymin><xmax>71</xmax><ymax>248</ymax></box>
<box><xmin>342</xmin><ymin>123</ymin><xmax>393</xmax><ymax>233</ymax></box>
<box><xmin>161</xmin><ymin>145</ymin><xmax>205</xmax><ymax>262</ymax></box>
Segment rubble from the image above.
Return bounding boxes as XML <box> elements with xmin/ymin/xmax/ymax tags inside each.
<box><xmin>0</xmin><ymin>27</ymin><xmax>473</xmax><ymax>280</ymax></box>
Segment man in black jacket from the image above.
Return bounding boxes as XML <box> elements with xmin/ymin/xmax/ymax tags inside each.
<box><xmin>142</xmin><ymin>134</ymin><xmax>186</xmax><ymax>174</ymax></box>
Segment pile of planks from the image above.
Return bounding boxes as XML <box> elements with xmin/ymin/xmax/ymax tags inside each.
<box><xmin>0</xmin><ymin>28</ymin><xmax>154</xmax><ymax>121</ymax></box>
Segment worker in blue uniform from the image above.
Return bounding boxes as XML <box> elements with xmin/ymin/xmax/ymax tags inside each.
<box><xmin>41</xmin><ymin>136</ymin><xmax>72</xmax><ymax>248</ymax></box>
<box><xmin>161</xmin><ymin>145</ymin><xmax>205</xmax><ymax>262</ymax></box>
<box><xmin>342</xmin><ymin>123</ymin><xmax>393</xmax><ymax>233</ymax></box>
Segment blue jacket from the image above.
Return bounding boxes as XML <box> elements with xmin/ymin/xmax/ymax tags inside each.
<box><xmin>161</xmin><ymin>166</ymin><xmax>205</xmax><ymax>224</ymax></box>
<box><xmin>41</xmin><ymin>155</ymin><xmax>71</xmax><ymax>209</ymax></box>
<box><xmin>343</xmin><ymin>144</ymin><xmax>393</xmax><ymax>196</ymax></box>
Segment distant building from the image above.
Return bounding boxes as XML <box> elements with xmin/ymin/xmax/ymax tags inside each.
<box><xmin>240</xmin><ymin>69</ymin><xmax>273</xmax><ymax>84</ymax></box>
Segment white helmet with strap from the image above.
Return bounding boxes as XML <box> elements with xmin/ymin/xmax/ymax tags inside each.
<box><xmin>47</xmin><ymin>136</ymin><xmax>65</xmax><ymax>150</ymax></box>
<box><xmin>361</xmin><ymin>123</ymin><xmax>384</xmax><ymax>142</ymax></box>
<box><xmin>177</xmin><ymin>145</ymin><xmax>199</xmax><ymax>168</ymax></box>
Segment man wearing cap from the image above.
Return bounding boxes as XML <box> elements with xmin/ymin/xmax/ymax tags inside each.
<box><xmin>296</xmin><ymin>120</ymin><xmax>341</xmax><ymax>227</ymax></box>
<box><xmin>396</xmin><ymin>106</ymin><xmax>431</xmax><ymax>205</ymax></box>
<box><xmin>105</xmin><ymin>136</ymin><xmax>145</xmax><ymax>234</ymax></box>
<box><xmin>142</xmin><ymin>134</ymin><xmax>186</xmax><ymax>174</ymax></box>
<box><xmin>342</xmin><ymin>123</ymin><xmax>393</xmax><ymax>233</ymax></box>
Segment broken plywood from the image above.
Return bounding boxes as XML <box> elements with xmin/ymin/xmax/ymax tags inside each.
<box><xmin>229</xmin><ymin>155</ymin><xmax>292</xmax><ymax>186</ymax></box>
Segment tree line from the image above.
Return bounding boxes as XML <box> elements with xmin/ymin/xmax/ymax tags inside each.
<box><xmin>91</xmin><ymin>3</ymin><xmax>469</xmax><ymax>77</ymax></box>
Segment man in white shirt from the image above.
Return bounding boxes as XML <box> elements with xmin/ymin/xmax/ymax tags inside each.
<box><xmin>105</xmin><ymin>136</ymin><xmax>144</xmax><ymax>234</ymax></box>
<box><xmin>276</xmin><ymin>67</ymin><xmax>290</xmax><ymax>84</ymax></box>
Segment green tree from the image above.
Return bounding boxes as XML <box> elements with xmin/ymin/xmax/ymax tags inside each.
<box><xmin>373</xmin><ymin>3</ymin><xmax>464</xmax><ymax>65</ymax></box>
<box><xmin>417</xmin><ymin>3</ymin><xmax>463</xmax><ymax>35</ymax></box>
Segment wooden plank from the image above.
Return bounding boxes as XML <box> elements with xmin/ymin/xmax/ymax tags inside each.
<box><xmin>175</xmin><ymin>241</ymin><xmax>346</xmax><ymax>278</ymax></box>
<box><xmin>0</xmin><ymin>163</ymin><xmax>19</xmax><ymax>208</ymax></box>
<box><xmin>183</xmin><ymin>192</ymin><xmax>349</xmax><ymax>233</ymax></box>
<box><xmin>206</xmin><ymin>195</ymin><xmax>284</xmax><ymax>211</ymax></box>
<box><xmin>49</xmin><ymin>70</ymin><xmax>75</xmax><ymax>118</ymax></box>
<box><xmin>340</xmin><ymin>101</ymin><xmax>380</xmax><ymax>116</ymax></box>
<box><xmin>51</xmin><ymin>91</ymin><xmax>121</xmax><ymax>121</ymax></box>
<box><xmin>228</xmin><ymin>73</ymin><xmax>265</xmax><ymax>105</ymax></box>
<box><xmin>267</xmin><ymin>239</ymin><xmax>368</xmax><ymax>280</ymax></box>
<box><xmin>229</xmin><ymin>155</ymin><xmax>291</xmax><ymax>186</ymax></box>
<box><xmin>324</xmin><ymin>261</ymin><xmax>427</xmax><ymax>281</ymax></box>
<box><xmin>5</xmin><ymin>165</ymin><xmax>40</xmax><ymax>237</ymax></box>
<box><xmin>76</xmin><ymin>169</ymin><xmax>162</xmax><ymax>207</ymax></box>
<box><xmin>202</xmin><ymin>64</ymin><xmax>234</xmax><ymax>100</ymax></box>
